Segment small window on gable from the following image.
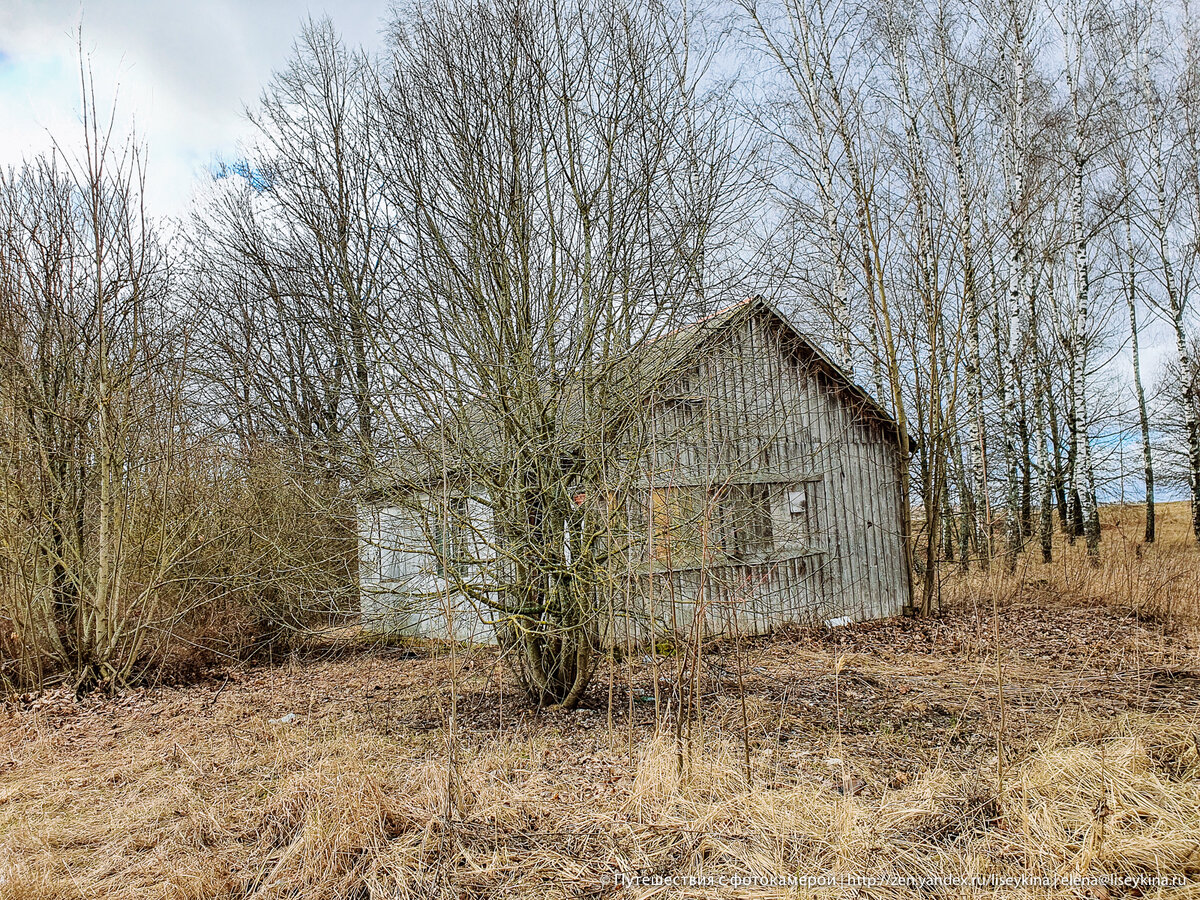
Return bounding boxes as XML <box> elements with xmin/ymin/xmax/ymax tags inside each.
<box><xmin>661</xmin><ymin>396</ymin><xmax>702</xmax><ymax>431</ymax></box>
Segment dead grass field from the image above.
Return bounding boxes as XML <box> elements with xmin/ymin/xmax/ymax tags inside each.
<box><xmin>938</xmin><ymin>501</ymin><xmax>1200</xmax><ymax>624</ymax></box>
<box><xmin>2</xmin><ymin>503</ymin><xmax>1200</xmax><ymax>899</ymax></box>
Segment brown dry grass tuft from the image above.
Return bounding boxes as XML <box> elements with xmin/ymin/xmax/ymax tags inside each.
<box><xmin>613</xmin><ymin>720</ymin><xmax>1200</xmax><ymax>898</ymax></box>
<box><xmin>2</xmin><ymin>710</ymin><xmax>1199</xmax><ymax>898</ymax></box>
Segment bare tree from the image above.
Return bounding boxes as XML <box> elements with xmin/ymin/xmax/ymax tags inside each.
<box><xmin>0</xmin><ymin>68</ymin><xmax>189</xmax><ymax>689</ymax></box>
<box><xmin>192</xmin><ymin>18</ymin><xmax>392</xmax><ymax>480</ymax></box>
<box><xmin>1134</xmin><ymin>0</ymin><xmax>1200</xmax><ymax>542</ymax></box>
<box><xmin>368</xmin><ymin>0</ymin><xmax>747</xmax><ymax>707</ymax></box>
<box><xmin>740</xmin><ymin>0</ymin><xmax>920</xmax><ymax>611</ymax></box>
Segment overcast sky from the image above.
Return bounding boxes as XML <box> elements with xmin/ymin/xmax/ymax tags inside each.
<box><xmin>0</xmin><ymin>0</ymin><xmax>1181</xmax><ymax>450</ymax></box>
<box><xmin>0</xmin><ymin>0</ymin><xmax>392</xmax><ymax>220</ymax></box>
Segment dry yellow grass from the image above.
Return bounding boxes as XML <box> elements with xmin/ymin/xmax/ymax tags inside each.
<box><xmin>1</xmin><ymin>501</ymin><xmax>1198</xmax><ymax>898</ymax></box>
<box><xmin>940</xmin><ymin>501</ymin><xmax>1200</xmax><ymax>624</ymax></box>
<box><xmin>2</xmin><ymin>712</ymin><xmax>1198</xmax><ymax>899</ymax></box>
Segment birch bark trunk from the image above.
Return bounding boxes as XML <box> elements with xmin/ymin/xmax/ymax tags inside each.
<box><xmin>1123</xmin><ymin>211</ymin><xmax>1155</xmax><ymax>542</ymax></box>
<box><xmin>1064</xmin><ymin>8</ymin><xmax>1101</xmax><ymax>563</ymax></box>
<box><xmin>1001</xmin><ymin>9</ymin><xmax>1028</xmax><ymax>570</ymax></box>
<box><xmin>1143</xmin><ymin>60</ymin><xmax>1200</xmax><ymax>541</ymax></box>
<box><xmin>940</xmin><ymin>53</ymin><xmax>988</xmax><ymax>564</ymax></box>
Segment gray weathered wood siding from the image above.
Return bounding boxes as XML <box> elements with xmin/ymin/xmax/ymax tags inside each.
<box><xmin>359</xmin><ymin>302</ymin><xmax>911</xmax><ymax>644</ymax></box>
<box><xmin>359</xmin><ymin>495</ymin><xmax>497</xmax><ymax>641</ymax></box>
<box><xmin>616</xmin><ymin>309</ymin><xmax>909</xmax><ymax>643</ymax></box>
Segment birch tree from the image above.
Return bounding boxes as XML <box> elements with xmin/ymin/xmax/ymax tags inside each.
<box><xmin>1061</xmin><ymin>0</ymin><xmax>1103</xmax><ymax>561</ymax></box>
<box><xmin>932</xmin><ymin>14</ymin><xmax>992</xmax><ymax>564</ymax></box>
<box><xmin>1136</xmin><ymin>0</ymin><xmax>1200</xmax><ymax>542</ymax></box>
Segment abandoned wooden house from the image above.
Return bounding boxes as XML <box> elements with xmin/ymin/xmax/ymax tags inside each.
<box><xmin>359</xmin><ymin>296</ymin><xmax>912</xmax><ymax>644</ymax></box>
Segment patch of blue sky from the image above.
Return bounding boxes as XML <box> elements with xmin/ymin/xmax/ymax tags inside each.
<box><xmin>212</xmin><ymin>157</ymin><xmax>272</xmax><ymax>192</ymax></box>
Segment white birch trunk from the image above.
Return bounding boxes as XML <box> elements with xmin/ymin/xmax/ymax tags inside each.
<box><xmin>1062</xmin><ymin>5</ymin><xmax>1100</xmax><ymax>560</ymax></box>
<box><xmin>1001</xmin><ymin>9</ymin><xmax>1028</xmax><ymax>570</ymax></box>
<box><xmin>1123</xmin><ymin>211</ymin><xmax>1155</xmax><ymax>542</ymax></box>
<box><xmin>1143</xmin><ymin>59</ymin><xmax>1200</xmax><ymax>541</ymax></box>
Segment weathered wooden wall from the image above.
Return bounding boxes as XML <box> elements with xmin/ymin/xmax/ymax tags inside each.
<box><xmin>359</xmin><ymin>497</ymin><xmax>497</xmax><ymax>642</ymax></box>
<box><xmin>613</xmin><ymin>310</ymin><xmax>910</xmax><ymax>644</ymax></box>
<box><xmin>360</xmin><ymin>305</ymin><xmax>911</xmax><ymax>645</ymax></box>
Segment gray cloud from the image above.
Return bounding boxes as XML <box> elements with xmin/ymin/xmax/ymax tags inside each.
<box><xmin>0</xmin><ymin>0</ymin><xmax>392</xmax><ymax>218</ymax></box>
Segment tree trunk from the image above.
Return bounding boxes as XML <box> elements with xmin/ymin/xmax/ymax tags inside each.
<box><xmin>1123</xmin><ymin>213</ymin><xmax>1155</xmax><ymax>543</ymax></box>
<box><xmin>1069</xmin><ymin>148</ymin><xmax>1100</xmax><ymax>564</ymax></box>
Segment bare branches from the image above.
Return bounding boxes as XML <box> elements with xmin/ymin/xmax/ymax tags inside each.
<box><xmin>0</xmin><ymin>69</ymin><xmax>185</xmax><ymax>689</ymax></box>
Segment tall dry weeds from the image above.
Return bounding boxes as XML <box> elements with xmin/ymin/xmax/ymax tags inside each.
<box><xmin>3</xmin><ymin>715</ymin><xmax>1198</xmax><ymax>899</ymax></box>
<box><xmin>940</xmin><ymin>502</ymin><xmax>1200</xmax><ymax>624</ymax></box>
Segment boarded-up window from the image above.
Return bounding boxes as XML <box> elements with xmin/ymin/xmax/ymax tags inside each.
<box><xmin>648</xmin><ymin>486</ymin><xmax>708</xmax><ymax>560</ymax></box>
<box><xmin>647</xmin><ymin>484</ymin><xmax>789</xmax><ymax>562</ymax></box>
<box><xmin>719</xmin><ymin>483</ymin><xmax>774</xmax><ymax>559</ymax></box>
